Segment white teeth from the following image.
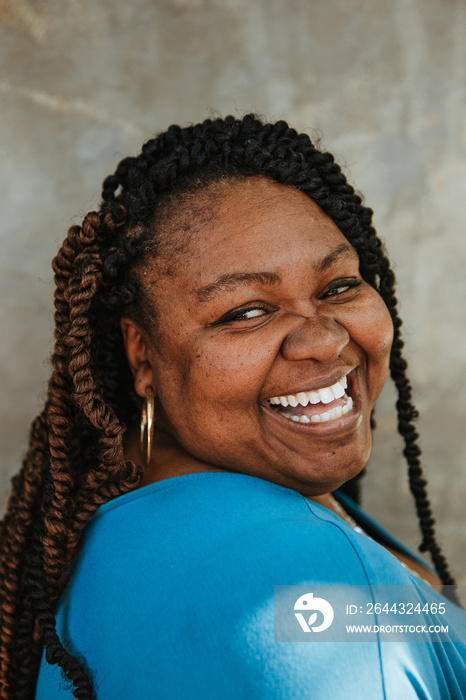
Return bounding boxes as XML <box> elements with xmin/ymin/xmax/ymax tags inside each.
<box><xmin>280</xmin><ymin>412</ymin><xmax>311</xmax><ymax>423</ymax></box>
<box><xmin>268</xmin><ymin>374</ymin><xmax>351</xmax><ymax>409</ymax></box>
<box><xmin>277</xmin><ymin>395</ymin><xmax>353</xmax><ymax>425</ymax></box>
<box><xmin>317</xmin><ymin>387</ymin><xmax>334</xmax><ymax>404</ymax></box>
<box><xmin>297</xmin><ymin>392</ymin><xmax>309</xmax><ymax>407</ymax></box>
<box><xmin>330</xmin><ymin>381</ymin><xmax>345</xmax><ymax>399</ymax></box>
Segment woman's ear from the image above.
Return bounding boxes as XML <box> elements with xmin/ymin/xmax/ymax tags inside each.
<box><xmin>120</xmin><ymin>318</ymin><xmax>154</xmax><ymax>399</ymax></box>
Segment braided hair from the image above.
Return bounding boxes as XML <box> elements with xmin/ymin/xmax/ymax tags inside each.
<box><xmin>0</xmin><ymin>114</ymin><xmax>457</xmax><ymax>698</ymax></box>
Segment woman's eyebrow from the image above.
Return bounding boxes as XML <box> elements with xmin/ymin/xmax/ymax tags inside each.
<box><xmin>315</xmin><ymin>243</ymin><xmax>358</xmax><ymax>273</ymax></box>
<box><xmin>195</xmin><ymin>271</ymin><xmax>281</xmax><ymax>302</ymax></box>
<box><xmin>194</xmin><ymin>243</ymin><xmax>358</xmax><ymax>302</ymax></box>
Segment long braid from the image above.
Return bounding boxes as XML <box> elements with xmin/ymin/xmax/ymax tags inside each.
<box><xmin>36</xmin><ymin>212</ymin><xmax>143</xmax><ymax>696</ymax></box>
<box><xmin>10</xmin><ymin>219</ymin><xmax>102</xmax><ymax>697</ymax></box>
<box><xmin>0</xmin><ymin>114</ymin><xmax>457</xmax><ymax>698</ymax></box>
<box><xmin>0</xmin><ymin>206</ymin><xmax>145</xmax><ymax>696</ymax></box>
<box><xmin>0</xmin><ymin>414</ymin><xmax>47</xmax><ymax>697</ymax></box>
<box><xmin>377</xmin><ymin>259</ymin><xmax>456</xmax><ymax>587</ymax></box>
<box><xmin>0</xmin><ymin>219</ymin><xmax>83</xmax><ymax>691</ymax></box>
<box><xmin>0</xmin><ymin>224</ymin><xmax>82</xmax><ymax>693</ymax></box>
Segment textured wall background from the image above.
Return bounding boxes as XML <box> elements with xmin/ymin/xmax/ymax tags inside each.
<box><xmin>1</xmin><ymin>0</ymin><xmax>465</xmax><ymax>581</ymax></box>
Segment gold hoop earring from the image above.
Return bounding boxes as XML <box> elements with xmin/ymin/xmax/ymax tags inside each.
<box><xmin>140</xmin><ymin>386</ymin><xmax>155</xmax><ymax>466</ymax></box>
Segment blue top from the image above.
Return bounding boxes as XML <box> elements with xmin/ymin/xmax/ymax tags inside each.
<box><xmin>35</xmin><ymin>472</ymin><xmax>466</xmax><ymax>699</ymax></box>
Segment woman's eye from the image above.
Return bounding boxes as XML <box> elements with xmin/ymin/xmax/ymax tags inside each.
<box><xmin>323</xmin><ymin>279</ymin><xmax>361</xmax><ymax>299</ymax></box>
<box><xmin>236</xmin><ymin>308</ymin><xmax>266</xmax><ymax>320</ymax></box>
<box><xmin>212</xmin><ymin>306</ymin><xmax>270</xmax><ymax>325</ymax></box>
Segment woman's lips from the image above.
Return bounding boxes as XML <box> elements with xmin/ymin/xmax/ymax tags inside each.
<box><xmin>268</xmin><ymin>373</ymin><xmax>349</xmax><ymax>407</ymax></box>
<box><xmin>261</xmin><ymin>369</ymin><xmax>362</xmax><ymax>430</ymax></box>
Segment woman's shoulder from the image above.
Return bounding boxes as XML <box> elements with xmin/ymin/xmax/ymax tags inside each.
<box><xmin>66</xmin><ymin>471</ymin><xmax>416</xmax><ymax>602</ymax></box>
<box><xmin>79</xmin><ymin>472</ymin><xmax>382</xmax><ymax>557</ymax></box>
<box><xmin>36</xmin><ymin>472</ymin><xmax>466</xmax><ymax>700</ymax></box>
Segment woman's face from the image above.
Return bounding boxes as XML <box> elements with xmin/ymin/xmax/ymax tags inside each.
<box><xmin>136</xmin><ymin>177</ymin><xmax>393</xmax><ymax>497</ymax></box>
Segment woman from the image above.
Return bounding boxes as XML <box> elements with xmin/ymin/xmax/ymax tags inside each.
<box><xmin>0</xmin><ymin>114</ymin><xmax>465</xmax><ymax>699</ymax></box>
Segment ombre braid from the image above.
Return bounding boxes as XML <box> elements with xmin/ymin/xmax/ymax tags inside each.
<box><xmin>0</xmin><ymin>114</ymin><xmax>457</xmax><ymax>698</ymax></box>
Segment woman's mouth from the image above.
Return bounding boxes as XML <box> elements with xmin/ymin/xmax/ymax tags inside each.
<box><xmin>264</xmin><ymin>373</ymin><xmax>354</xmax><ymax>424</ymax></box>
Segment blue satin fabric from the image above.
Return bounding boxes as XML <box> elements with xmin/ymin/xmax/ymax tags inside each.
<box><xmin>35</xmin><ymin>472</ymin><xmax>466</xmax><ymax>699</ymax></box>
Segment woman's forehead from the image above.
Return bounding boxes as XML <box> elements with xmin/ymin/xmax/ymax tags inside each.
<box><xmin>156</xmin><ymin>176</ymin><xmax>339</xmax><ymax>260</ymax></box>
<box><xmin>148</xmin><ymin>177</ymin><xmax>356</xmax><ymax>291</ymax></box>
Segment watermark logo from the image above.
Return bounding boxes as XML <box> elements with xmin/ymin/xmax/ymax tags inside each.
<box><xmin>274</xmin><ymin>585</ymin><xmax>459</xmax><ymax>642</ymax></box>
<box><xmin>294</xmin><ymin>592</ymin><xmax>334</xmax><ymax>633</ymax></box>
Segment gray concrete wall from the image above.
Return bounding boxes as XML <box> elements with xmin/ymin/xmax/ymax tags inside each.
<box><xmin>1</xmin><ymin>0</ymin><xmax>465</xmax><ymax>581</ymax></box>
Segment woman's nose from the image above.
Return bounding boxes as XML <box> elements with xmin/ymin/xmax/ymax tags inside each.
<box><xmin>281</xmin><ymin>313</ymin><xmax>350</xmax><ymax>363</ymax></box>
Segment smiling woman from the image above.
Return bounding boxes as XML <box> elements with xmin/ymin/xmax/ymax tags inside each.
<box><xmin>0</xmin><ymin>115</ymin><xmax>465</xmax><ymax>699</ymax></box>
<box><xmin>123</xmin><ymin>178</ymin><xmax>393</xmax><ymax>497</ymax></box>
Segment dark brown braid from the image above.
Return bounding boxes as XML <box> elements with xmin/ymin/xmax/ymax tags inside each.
<box><xmin>0</xmin><ymin>114</ymin><xmax>457</xmax><ymax>698</ymax></box>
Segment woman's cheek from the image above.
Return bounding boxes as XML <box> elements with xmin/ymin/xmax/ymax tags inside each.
<box><xmin>377</xmin><ymin>299</ymin><xmax>395</xmax><ymax>359</ymax></box>
<box><xmin>360</xmin><ymin>288</ymin><xmax>394</xmax><ymax>355</ymax></box>
<box><xmin>367</xmin><ymin>297</ymin><xmax>394</xmax><ymax>398</ymax></box>
<box><xmin>204</xmin><ymin>333</ymin><xmax>277</xmax><ymax>373</ymax></box>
